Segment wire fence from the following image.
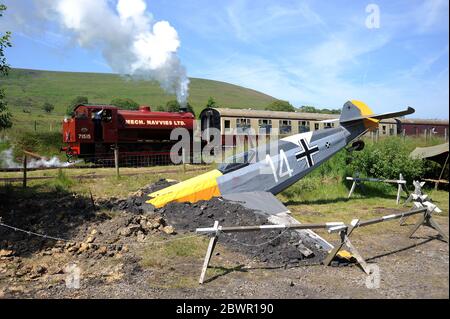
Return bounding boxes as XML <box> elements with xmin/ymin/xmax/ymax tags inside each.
<box><xmin>0</xmin><ymin>219</ymin><xmax>206</xmax><ymax>248</ymax></box>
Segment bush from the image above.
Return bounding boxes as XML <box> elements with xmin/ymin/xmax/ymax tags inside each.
<box><xmin>111</xmin><ymin>98</ymin><xmax>139</xmax><ymax>110</ymax></box>
<box><xmin>166</xmin><ymin>100</ymin><xmax>180</xmax><ymax>112</ymax></box>
<box><xmin>348</xmin><ymin>137</ymin><xmax>426</xmax><ymax>183</ymax></box>
<box><xmin>165</xmin><ymin>100</ymin><xmax>196</xmax><ymax>116</ymax></box>
<box><xmin>42</xmin><ymin>102</ymin><xmax>54</xmax><ymax>113</ymax></box>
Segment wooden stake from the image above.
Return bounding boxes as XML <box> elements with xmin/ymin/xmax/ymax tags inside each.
<box><xmin>436</xmin><ymin>154</ymin><xmax>449</xmax><ymax>190</ymax></box>
<box><xmin>114</xmin><ymin>146</ymin><xmax>119</xmax><ymax>178</ymax></box>
<box><xmin>323</xmin><ymin>219</ymin><xmax>358</xmax><ymax>267</ymax></box>
<box><xmin>22</xmin><ymin>155</ymin><xmax>27</xmax><ymax>188</ymax></box>
<box><xmin>199</xmin><ymin>221</ymin><xmax>219</xmax><ymax>284</ymax></box>
<box><xmin>409</xmin><ymin>208</ymin><xmax>449</xmax><ymax>243</ymax></box>
<box><xmin>348</xmin><ymin>180</ymin><xmax>357</xmax><ymax>199</ymax></box>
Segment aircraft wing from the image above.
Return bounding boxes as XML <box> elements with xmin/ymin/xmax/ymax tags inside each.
<box><xmin>340</xmin><ymin>106</ymin><xmax>415</xmax><ymax>123</ymax></box>
<box><xmin>368</xmin><ymin>106</ymin><xmax>415</xmax><ymax>121</ymax></box>
<box><xmin>222</xmin><ymin>191</ymin><xmax>334</xmax><ymax>254</ymax></box>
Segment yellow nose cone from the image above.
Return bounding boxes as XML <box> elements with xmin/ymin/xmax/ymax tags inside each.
<box><xmin>146</xmin><ymin>169</ymin><xmax>223</xmax><ymax>208</ymax></box>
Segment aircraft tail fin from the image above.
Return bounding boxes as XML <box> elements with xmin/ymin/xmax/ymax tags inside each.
<box><xmin>339</xmin><ymin>100</ymin><xmax>415</xmax><ymax>129</ymax></box>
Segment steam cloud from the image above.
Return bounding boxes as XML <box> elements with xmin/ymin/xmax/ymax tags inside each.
<box><xmin>8</xmin><ymin>0</ymin><xmax>190</xmax><ymax>105</ymax></box>
<box><xmin>0</xmin><ymin>148</ymin><xmax>80</xmax><ymax>169</ymax></box>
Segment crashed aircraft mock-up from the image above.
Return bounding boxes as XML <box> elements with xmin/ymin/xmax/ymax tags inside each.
<box><xmin>147</xmin><ymin>100</ymin><xmax>415</xmax><ymax>254</ymax></box>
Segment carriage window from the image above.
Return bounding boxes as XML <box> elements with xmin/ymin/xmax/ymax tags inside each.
<box><xmin>224</xmin><ymin>120</ymin><xmax>231</xmax><ymax>132</ymax></box>
<box><xmin>279</xmin><ymin>120</ymin><xmax>292</xmax><ymax>134</ymax></box>
<box><xmin>236</xmin><ymin>118</ymin><xmax>251</xmax><ymax>133</ymax></box>
<box><xmin>258</xmin><ymin>119</ymin><xmax>272</xmax><ymax>133</ymax></box>
<box><xmin>299</xmin><ymin>120</ymin><xmax>310</xmax><ymax>133</ymax></box>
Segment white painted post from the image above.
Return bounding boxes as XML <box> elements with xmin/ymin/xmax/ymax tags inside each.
<box><xmin>114</xmin><ymin>146</ymin><xmax>119</xmax><ymax>178</ymax></box>
<box><xmin>199</xmin><ymin>221</ymin><xmax>220</xmax><ymax>284</ymax></box>
<box><xmin>396</xmin><ymin>173</ymin><xmax>404</xmax><ymax>205</ymax></box>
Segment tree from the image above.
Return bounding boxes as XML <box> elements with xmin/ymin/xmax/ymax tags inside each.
<box><xmin>265</xmin><ymin>100</ymin><xmax>295</xmax><ymax>112</ymax></box>
<box><xmin>111</xmin><ymin>98</ymin><xmax>139</xmax><ymax>110</ymax></box>
<box><xmin>166</xmin><ymin>100</ymin><xmax>180</xmax><ymax>112</ymax></box>
<box><xmin>186</xmin><ymin>103</ymin><xmax>196</xmax><ymax>117</ymax></box>
<box><xmin>42</xmin><ymin>102</ymin><xmax>55</xmax><ymax>113</ymax></box>
<box><xmin>206</xmin><ymin>97</ymin><xmax>216</xmax><ymax>108</ymax></box>
<box><xmin>66</xmin><ymin>96</ymin><xmax>88</xmax><ymax>116</ymax></box>
<box><xmin>298</xmin><ymin>105</ymin><xmax>341</xmax><ymax>114</ymax></box>
<box><xmin>0</xmin><ymin>4</ymin><xmax>12</xmax><ymax>130</ymax></box>
<box><xmin>156</xmin><ymin>105</ymin><xmax>165</xmax><ymax>112</ymax></box>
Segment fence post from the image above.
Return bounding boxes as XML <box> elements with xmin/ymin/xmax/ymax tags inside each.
<box><xmin>402</xmin><ymin>129</ymin><xmax>406</xmax><ymax>142</ymax></box>
<box><xmin>22</xmin><ymin>155</ymin><xmax>27</xmax><ymax>188</ymax></box>
<box><xmin>114</xmin><ymin>146</ymin><xmax>120</xmax><ymax>178</ymax></box>
<box><xmin>436</xmin><ymin>154</ymin><xmax>449</xmax><ymax>190</ymax></box>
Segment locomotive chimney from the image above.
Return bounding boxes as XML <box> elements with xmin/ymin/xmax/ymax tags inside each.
<box><xmin>139</xmin><ymin>105</ymin><xmax>152</xmax><ymax>112</ymax></box>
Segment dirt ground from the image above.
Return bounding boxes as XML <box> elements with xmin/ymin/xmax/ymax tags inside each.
<box><xmin>0</xmin><ymin>181</ymin><xmax>448</xmax><ymax>299</ymax></box>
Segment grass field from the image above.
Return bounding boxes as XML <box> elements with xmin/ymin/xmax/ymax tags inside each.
<box><xmin>1</xmin><ymin>68</ymin><xmax>276</xmax><ymax>130</ymax></box>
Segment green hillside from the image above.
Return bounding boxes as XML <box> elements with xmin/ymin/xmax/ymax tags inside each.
<box><xmin>1</xmin><ymin>68</ymin><xmax>277</xmax><ymax>131</ymax></box>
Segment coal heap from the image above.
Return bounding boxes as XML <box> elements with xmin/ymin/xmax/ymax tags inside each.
<box><xmin>108</xmin><ymin>179</ymin><xmax>327</xmax><ymax>266</ymax></box>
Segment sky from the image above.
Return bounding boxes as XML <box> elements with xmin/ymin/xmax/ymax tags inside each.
<box><xmin>1</xmin><ymin>0</ymin><xmax>449</xmax><ymax>119</ymax></box>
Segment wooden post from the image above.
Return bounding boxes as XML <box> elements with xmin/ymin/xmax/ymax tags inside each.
<box><xmin>436</xmin><ymin>154</ymin><xmax>449</xmax><ymax>190</ymax></box>
<box><xmin>348</xmin><ymin>180</ymin><xmax>357</xmax><ymax>199</ymax></box>
<box><xmin>323</xmin><ymin>220</ymin><xmax>370</xmax><ymax>274</ymax></box>
<box><xmin>396</xmin><ymin>173</ymin><xmax>404</xmax><ymax>205</ymax></box>
<box><xmin>402</xmin><ymin>129</ymin><xmax>406</xmax><ymax>142</ymax></box>
<box><xmin>114</xmin><ymin>146</ymin><xmax>119</xmax><ymax>178</ymax></box>
<box><xmin>199</xmin><ymin>221</ymin><xmax>219</xmax><ymax>284</ymax></box>
<box><xmin>408</xmin><ymin>206</ymin><xmax>449</xmax><ymax>243</ymax></box>
<box><xmin>22</xmin><ymin>155</ymin><xmax>27</xmax><ymax>188</ymax></box>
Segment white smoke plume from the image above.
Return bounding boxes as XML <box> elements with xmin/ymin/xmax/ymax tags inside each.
<box><xmin>0</xmin><ymin>148</ymin><xmax>80</xmax><ymax>169</ymax></box>
<box><xmin>4</xmin><ymin>0</ymin><xmax>190</xmax><ymax>106</ymax></box>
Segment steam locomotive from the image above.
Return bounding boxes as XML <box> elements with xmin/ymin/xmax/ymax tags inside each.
<box><xmin>61</xmin><ymin>104</ymin><xmax>195</xmax><ymax>164</ymax></box>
